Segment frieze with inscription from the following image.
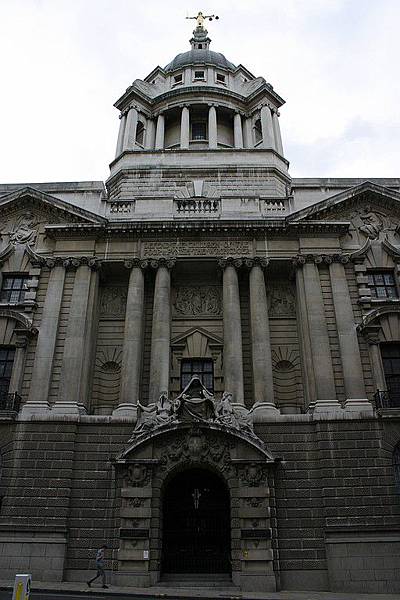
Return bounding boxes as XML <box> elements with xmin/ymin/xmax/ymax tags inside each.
<box><xmin>142</xmin><ymin>239</ymin><xmax>251</xmax><ymax>258</ymax></box>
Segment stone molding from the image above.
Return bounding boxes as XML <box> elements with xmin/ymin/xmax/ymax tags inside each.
<box><xmin>26</xmin><ymin>251</ymin><xmax>102</xmax><ymax>270</ymax></box>
<box><xmin>292</xmin><ymin>253</ymin><xmax>350</xmax><ymax>267</ymax></box>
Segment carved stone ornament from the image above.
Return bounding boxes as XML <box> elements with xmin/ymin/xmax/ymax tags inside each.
<box><xmin>123</xmin><ymin>464</ymin><xmax>151</xmax><ymax>487</ymax></box>
<box><xmin>352</xmin><ymin>206</ymin><xmax>392</xmax><ymax>240</ymax></box>
<box><xmin>132</xmin><ymin>376</ymin><xmax>258</xmax><ymax>440</ymax></box>
<box><xmin>173</xmin><ymin>286</ymin><xmax>222</xmax><ymax>317</ymax></box>
<box><xmin>156</xmin><ymin>428</ymin><xmax>235</xmax><ymax>475</ymax></box>
<box><xmin>240</xmin><ymin>463</ymin><xmax>268</xmax><ymax>487</ymax></box>
<box><xmin>0</xmin><ymin>211</ymin><xmax>43</xmax><ymax>246</ymax></box>
<box><xmin>268</xmin><ymin>284</ymin><xmax>295</xmax><ymax>317</ymax></box>
<box><xmin>100</xmin><ymin>286</ymin><xmax>128</xmax><ymax>317</ymax></box>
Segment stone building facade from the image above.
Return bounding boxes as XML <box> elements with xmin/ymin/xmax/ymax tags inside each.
<box><xmin>0</xmin><ymin>19</ymin><xmax>400</xmax><ymax>593</ymax></box>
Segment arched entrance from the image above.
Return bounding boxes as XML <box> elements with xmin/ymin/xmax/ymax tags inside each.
<box><xmin>161</xmin><ymin>467</ymin><xmax>231</xmax><ymax>574</ymax></box>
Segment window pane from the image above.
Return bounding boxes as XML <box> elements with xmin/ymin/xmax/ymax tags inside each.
<box><xmin>192</xmin><ymin>122</ymin><xmax>206</xmax><ymax>140</ymax></box>
<box><xmin>3</xmin><ymin>279</ymin><xmax>12</xmax><ymax>290</ymax></box>
<box><xmin>375</xmin><ymin>274</ymin><xmax>384</xmax><ymax>284</ymax></box>
<box><xmin>384</xmin><ymin>274</ymin><xmax>395</xmax><ymax>285</ymax></box>
<box><xmin>376</xmin><ymin>287</ymin><xmax>387</xmax><ymax>297</ymax></box>
<box><xmin>387</xmin><ymin>287</ymin><xmax>398</xmax><ymax>298</ymax></box>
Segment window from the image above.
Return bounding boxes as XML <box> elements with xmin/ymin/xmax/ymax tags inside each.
<box><xmin>194</xmin><ymin>70</ymin><xmax>205</xmax><ymax>80</ymax></box>
<box><xmin>368</xmin><ymin>271</ymin><xmax>398</xmax><ymax>299</ymax></box>
<box><xmin>216</xmin><ymin>73</ymin><xmax>226</xmax><ymax>84</ymax></box>
<box><xmin>0</xmin><ymin>274</ymin><xmax>29</xmax><ymax>303</ymax></box>
<box><xmin>381</xmin><ymin>343</ymin><xmax>400</xmax><ymax>407</ymax></box>
<box><xmin>135</xmin><ymin>122</ymin><xmax>145</xmax><ymax>146</ymax></box>
<box><xmin>181</xmin><ymin>358</ymin><xmax>214</xmax><ymax>392</ymax></box>
<box><xmin>191</xmin><ymin>121</ymin><xmax>207</xmax><ymax>140</ymax></box>
<box><xmin>173</xmin><ymin>74</ymin><xmax>182</xmax><ymax>84</ymax></box>
<box><xmin>0</xmin><ymin>346</ymin><xmax>15</xmax><ymax>401</ymax></box>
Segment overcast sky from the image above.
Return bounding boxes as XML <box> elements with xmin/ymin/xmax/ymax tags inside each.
<box><xmin>1</xmin><ymin>0</ymin><xmax>399</xmax><ymax>183</ymax></box>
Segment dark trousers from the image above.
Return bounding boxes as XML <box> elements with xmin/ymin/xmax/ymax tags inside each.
<box><xmin>88</xmin><ymin>563</ymin><xmax>106</xmax><ymax>586</ymax></box>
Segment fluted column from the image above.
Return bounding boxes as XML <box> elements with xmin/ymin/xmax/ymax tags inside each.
<box><xmin>21</xmin><ymin>260</ymin><xmax>66</xmax><ymax>415</ymax></box>
<box><xmin>234</xmin><ymin>112</ymin><xmax>243</xmax><ymax>149</ymax></box>
<box><xmin>366</xmin><ymin>331</ymin><xmax>387</xmax><ymax>393</ymax></box>
<box><xmin>55</xmin><ymin>259</ymin><xmax>100</xmax><ymax>414</ymax></box>
<box><xmin>249</xmin><ymin>258</ymin><xmax>279</xmax><ymax>420</ymax></box>
<box><xmin>123</xmin><ymin>106</ymin><xmax>138</xmax><ymax>150</ymax></box>
<box><xmin>9</xmin><ymin>333</ymin><xmax>29</xmax><ymax>395</ymax></box>
<box><xmin>208</xmin><ymin>105</ymin><xmax>217</xmax><ymax>149</ymax></box>
<box><xmin>155</xmin><ymin>113</ymin><xmax>165</xmax><ymax>150</ymax></box>
<box><xmin>113</xmin><ymin>260</ymin><xmax>146</xmax><ymax>419</ymax></box>
<box><xmin>115</xmin><ymin>113</ymin><xmax>127</xmax><ymax>157</ymax></box>
<box><xmin>260</xmin><ymin>105</ymin><xmax>276</xmax><ymax>149</ymax></box>
<box><xmin>180</xmin><ymin>106</ymin><xmax>190</xmax><ymax>149</ymax></box>
<box><xmin>219</xmin><ymin>258</ymin><xmax>244</xmax><ymax>405</ymax></box>
<box><xmin>148</xmin><ymin>258</ymin><xmax>175</xmax><ymax>403</ymax></box>
<box><xmin>272</xmin><ymin>110</ymin><xmax>283</xmax><ymax>155</ymax></box>
<box><xmin>297</xmin><ymin>256</ymin><xmax>341</xmax><ymax>413</ymax></box>
<box><xmin>329</xmin><ymin>258</ymin><xmax>372</xmax><ymax>414</ymax></box>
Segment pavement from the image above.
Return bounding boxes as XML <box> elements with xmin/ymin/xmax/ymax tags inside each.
<box><xmin>0</xmin><ymin>580</ymin><xmax>400</xmax><ymax>600</ymax></box>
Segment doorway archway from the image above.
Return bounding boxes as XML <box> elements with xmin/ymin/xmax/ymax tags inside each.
<box><xmin>161</xmin><ymin>467</ymin><xmax>231</xmax><ymax>574</ymax></box>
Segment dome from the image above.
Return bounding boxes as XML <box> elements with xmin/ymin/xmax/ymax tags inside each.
<box><xmin>164</xmin><ymin>49</ymin><xmax>236</xmax><ymax>73</ymax></box>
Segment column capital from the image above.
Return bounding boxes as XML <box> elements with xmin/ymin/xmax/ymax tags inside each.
<box><xmin>124</xmin><ymin>258</ymin><xmax>149</xmax><ymax>270</ymax></box>
<box><xmin>243</xmin><ymin>257</ymin><xmax>269</xmax><ymax>269</ymax></box>
<box><xmin>60</xmin><ymin>256</ymin><xmax>101</xmax><ymax>271</ymax></box>
<box><xmin>148</xmin><ymin>257</ymin><xmax>176</xmax><ymax>270</ymax></box>
<box><xmin>217</xmin><ymin>256</ymin><xmax>247</xmax><ymax>269</ymax></box>
<box><xmin>292</xmin><ymin>253</ymin><xmax>350</xmax><ymax>267</ymax></box>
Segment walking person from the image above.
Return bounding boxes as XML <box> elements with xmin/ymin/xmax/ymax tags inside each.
<box><xmin>87</xmin><ymin>544</ymin><xmax>109</xmax><ymax>588</ymax></box>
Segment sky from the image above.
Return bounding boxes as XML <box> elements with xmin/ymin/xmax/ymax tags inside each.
<box><xmin>0</xmin><ymin>0</ymin><xmax>399</xmax><ymax>183</ymax></box>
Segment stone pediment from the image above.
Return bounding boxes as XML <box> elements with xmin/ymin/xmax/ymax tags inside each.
<box><xmin>288</xmin><ymin>181</ymin><xmax>400</xmax><ymax>224</ymax></box>
<box><xmin>288</xmin><ymin>182</ymin><xmax>400</xmax><ymax>247</ymax></box>
<box><xmin>0</xmin><ymin>187</ymin><xmax>106</xmax><ymax>232</ymax></box>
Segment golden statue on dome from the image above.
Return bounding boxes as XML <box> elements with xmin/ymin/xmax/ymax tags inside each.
<box><xmin>186</xmin><ymin>11</ymin><xmax>219</xmax><ymax>29</ymax></box>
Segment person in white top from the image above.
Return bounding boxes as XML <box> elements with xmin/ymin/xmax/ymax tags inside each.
<box><xmin>87</xmin><ymin>544</ymin><xmax>108</xmax><ymax>588</ymax></box>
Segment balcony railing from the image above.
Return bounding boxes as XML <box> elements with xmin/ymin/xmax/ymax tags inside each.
<box><xmin>0</xmin><ymin>391</ymin><xmax>21</xmax><ymax>414</ymax></box>
<box><xmin>175</xmin><ymin>198</ymin><xmax>220</xmax><ymax>214</ymax></box>
<box><xmin>374</xmin><ymin>390</ymin><xmax>400</xmax><ymax>410</ymax></box>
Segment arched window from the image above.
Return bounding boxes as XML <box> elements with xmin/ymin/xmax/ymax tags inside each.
<box><xmin>135</xmin><ymin>121</ymin><xmax>145</xmax><ymax>146</ymax></box>
<box><xmin>393</xmin><ymin>444</ymin><xmax>400</xmax><ymax>495</ymax></box>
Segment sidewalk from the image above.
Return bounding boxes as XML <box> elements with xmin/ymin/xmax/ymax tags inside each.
<box><xmin>1</xmin><ymin>580</ymin><xmax>400</xmax><ymax>600</ymax></box>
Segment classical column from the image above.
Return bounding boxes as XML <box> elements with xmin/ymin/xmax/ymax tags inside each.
<box><xmin>148</xmin><ymin>259</ymin><xmax>175</xmax><ymax>403</ymax></box>
<box><xmin>145</xmin><ymin>118</ymin><xmax>156</xmax><ymax>149</ymax></box>
<box><xmin>155</xmin><ymin>113</ymin><xmax>165</xmax><ymax>150</ymax></box>
<box><xmin>272</xmin><ymin>110</ymin><xmax>284</xmax><ymax>155</ymax></box>
<box><xmin>300</xmin><ymin>257</ymin><xmax>341</xmax><ymax>413</ymax></box>
<box><xmin>260</xmin><ymin>105</ymin><xmax>276</xmax><ymax>149</ymax></box>
<box><xmin>180</xmin><ymin>106</ymin><xmax>190</xmax><ymax>149</ymax></box>
<box><xmin>329</xmin><ymin>258</ymin><xmax>372</xmax><ymax>414</ymax></box>
<box><xmin>115</xmin><ymin>113</ymin><xmax>127</xmax><ymax>157</ymax></box>
<box><xmin>21</xmin><ymin>261</ymin><xmax>66</xmax><ymax>415</ymax></box>
<box><xmin>123</xmin><ymin>106</ymin><xmax>138</xmax><ymax>151</ymax></box>
<box><xmin>55</xmin><ymin>259</ymin><xmax>100</xmax><ymax>414</ymax></box>
<box><xmin>294</xmin><ymin>263</ymin><xmax>317</xmax><ymax>408</ymax></box>
<box><xmin>219</xmin><ymin>258</ymin><xmax>244</xmax><ymax>405</ymax></box>
<box><xmin>234</xmin><ymin>112</ymin><xmax>243</xmax><ymax>149</ymax></box>
<box><xmin>249</xmin><ymin>258</ymin><xmax>279</xmax><ymax>420</ymax></box>
<box><xmin>243</xmin><ymin>116</ymin><xmax>253</xmax><ymax>148</ymax></box>
<box><xmin>208</xmin><ymin>105</ymin><xmax>217</xmax><ymax>149</ymax></box>
<box><xmin>113</xmin><ymin>260</ymin><xmax>146</xmax><ymax>419</ymax></box>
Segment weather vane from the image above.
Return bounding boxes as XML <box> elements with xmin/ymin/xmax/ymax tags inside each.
<box><xmin>186</xmin><ymin>11</ymin><xmax>219</xmax><ymax>29</ymax></box>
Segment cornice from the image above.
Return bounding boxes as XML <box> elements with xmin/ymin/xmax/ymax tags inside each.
<box><xmin>44</xmin><ymin>218</ymin><xmax>349</xmax><ymax>238</ymax></box>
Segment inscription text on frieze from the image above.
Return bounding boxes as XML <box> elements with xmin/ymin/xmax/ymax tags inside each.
<box><xmin>142</xmin><ymin>239</ymin><xmax>251</xmax><ymax>257</ymax></box>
